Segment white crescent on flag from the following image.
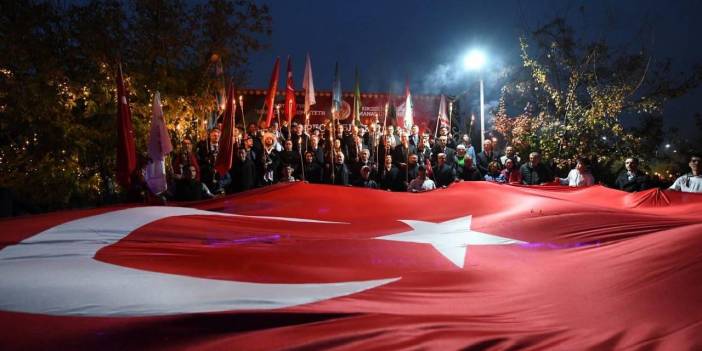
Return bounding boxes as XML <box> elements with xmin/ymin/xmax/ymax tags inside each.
<box><xmin>0</xmin><ymin>207</ymin><xmax>398</xmax><ymax>317</ymax></box>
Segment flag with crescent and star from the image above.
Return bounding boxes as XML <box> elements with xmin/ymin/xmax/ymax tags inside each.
<box><xmin>1</xmin><ymin>183</ymin><xmax>701</xmax><ymax>350</ymax></box>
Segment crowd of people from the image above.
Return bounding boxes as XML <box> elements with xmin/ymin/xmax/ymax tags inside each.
<box><xmin>132</xmin><ymin>120</ymin><xmax>702</xmax><ymax>202</ymax></box>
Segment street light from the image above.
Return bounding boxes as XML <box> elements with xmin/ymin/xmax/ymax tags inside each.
<box><xmin>463</xmin><ymin>50</ymin><xmax>487</xmax><ymax>147</ymax></box>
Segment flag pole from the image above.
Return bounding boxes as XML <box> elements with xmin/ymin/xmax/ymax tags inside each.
<box><xmin>330</xmin><ymin>107</ymin><xmax>336</xmax><ymax>184</ymax></box>
<box><xmin>299</xmin><ymin>137</ymin><xmax>305</xmax><ymax>181</ymax></box>
<box><xmin>239</xmin><ymin>95</ymin><xmax>246</xmax><ymax>130</ymax></box>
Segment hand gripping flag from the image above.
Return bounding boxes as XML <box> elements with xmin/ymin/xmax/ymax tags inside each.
<box><xmin>1</xmin><ymin>183</ymin><xmax>702</xmax><ymax>350</ymax></box>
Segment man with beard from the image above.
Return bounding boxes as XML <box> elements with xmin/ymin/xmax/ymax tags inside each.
<box><xmin>196</xmin><ymin>128</ymin><xmax>223</xmax><ymax>193</ymax></box>
<box><xmin>258</xmin><ymin>132</ymin><xmax>280</xmax><ymax>186</ymax></box>
<box><xmin>229</xmin><ymin>148</ymin><xmax>256</xmax><ymax>193</ymax></box>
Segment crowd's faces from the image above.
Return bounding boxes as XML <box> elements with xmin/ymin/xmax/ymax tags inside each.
<box><xmin>258</xmin><ymin>120</ymin><xmax>268</xmax><ymax>131</ymax></box>
<box><xmin>245</xmin><ymin>137</ymin><xmax>253</xmax><ymax>149</ymax></box>
<box><xmin>238</xmin><ymin>149</ymin><xmax>247</xmax><ymax>162</ymax></box>
<box><xmin>336</xmin><ymin>124</ymin><xmax>344</xmax><ymax>135</ymax></box>
<box><xmin>625</xmin><ymin>158</ymin><xmax>638</xmax><ymax>172</ymax></box>
<box><xmin>310</xmin><ymin>136</ymin><xmax>319</xmax><ymax>149</ymax></box>
<box><xmin>335</xmin><ymin>152</ymin><xmax>344</xmax><ymax>164</ymax></box>
<box><xmin>504</xmin><ymin>159</ymin><xmax>514</xmax><ymax>170</ymax></box>
<box><xmin>462</xmin><ymin>134</ymin><xmax>470</xmax><ymax>144</ymax></box>
<box><xmin>529</xmin><ymin>153</ymin><xmax>541</xmax><ymax>167</ymax></box>
<box><xmin>421</xmin><ymin>135</ymin><xmax>430</xmax><ymax>147</ymax></box>
<box><xmin>438</xmin><ymin>136</ymin><xmax>447</xmax><ymax>147</ymax></box>
<box><xmin>411</xmin><ymin>125</ymin><xmax>419</xmax><ymax>135</ymax></box>
<box><xmin>369</xmin><ymin>124</ymin><xmax>377</xmax><ymax>133</ymax></box>
<box><xmin>263</xmin><ymin>135</ymin><xmax>275</xmax><ymax>148</ymax></box>
<box><xmin>408</xmin><ymin>154</ymin><xmax>418</xmax><ymax>166</ymax></box>
<box><xmin>401</xmin><ymin>134</ymin><xmax>409</xmax><ymax>146</ymax></box>
<box><xmin>417</xmin><ymin>168</ymin><xmax>426</xmax><ymax>180</ymax></box>
<box><xmin>384</xmin><ymin>155</ymin><xmax>393</xmax><ymax>167</ymax></box>
<box><xmin>439</xmin><ymin>127</ymin><xmax>448</xmax><ymax>136</ymax></box>
<box><xmin>576</xmin><ymin>160</ymin><xmax>584</xmax><ymax>173</ymax></box>
<box><xmin>333</xmin><ymin>139</ymin><xmax>341</xmax><ymax>150</ymax></box>
<box><xmin>312</xmin><ymin>129</ymin><xmax>320</xmax><ymax>138</ymax></box>
<box><xmin>689</xmin><ymin>156</ymin><xmax>700</xmax><ymax>175</ymax></box>
<box><xmin>305</xmin><ymin>152</ymin><xmax>314</xmax><ymax>164</ymax></box>
<box><xmin>456</xmin><ymin>146</ymin><xmax>466</xmax><ymax>157</ymax></box>
<box><xmin>284</xmin><ymin>140</ymin><xmax>293</xmax><ymax>152</ymax></box>
<box><xmin>188</xmin><ymin>165</ymin><xmax>197</xmax><ymax>180</ymax></box>
<box><xmin>271</xmin><ymin>122</ymin><xmax>280</xmax><ymax>132</ymax></box>
<box><xmin>387</xmin><ymin>126</ymin><xmax>395</xmax><ymax>136</ymax></box>
<box><xmin>384</xmin><ymin>136</ymin><xmax>392</xmax><ymax>148</ymax></box>
<box><xmin>182</xmin><ymin>139</ymin><xmax>193</xmax><ymax>153</ymax></box>
<box><xmin>483</xmin><ymin>140</ymin><xmax>493</xmax><ymax>152</ymax></box>
<box><xmin>295</xmin><ymin>124</ymin><xmax>304</xmax><ymax>135</ymax></box>
<box><xmin>437</xmin><ymin>153</ymin><xmax>446</xmax><ymax>166</ymax></box>
<box><xmin>360</xmin><ymin>150</ymin><xmax>370</xmax><ymax>163</ymax></box>
<box><xmin>209</xmin><ymin>130</ymin><xmax>221</xmax><ymax>144</ymax></box>
<box><xmin>505</xmin><ymin>146</ymin><xmax>514</xmax><ymax>157</ymax></box>
<box><xmin>247</xmin><ymin>123</ymin><xmax>257</xmax><ymax>135</ymax></box>
<box><xmin>488</xmin><ymin>162</ymin><xmax>500</xmax><ymax>174</ymax></box>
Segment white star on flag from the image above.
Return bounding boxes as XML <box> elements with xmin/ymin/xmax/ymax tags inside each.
<box><xmin>377</xmin><ymin>215</ymin><xmax>525</xmax><ymax>268</ymax></box>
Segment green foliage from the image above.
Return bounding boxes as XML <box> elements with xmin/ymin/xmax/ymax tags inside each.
<box><xmin>493</xmin><ymin>17</ymin><xmax>701</xmax><ymax>182</ymax></box>
<box><xmin>0</xmin><ymin>0</ymin><xmax>271</xmax><ymax>211</ymax></box>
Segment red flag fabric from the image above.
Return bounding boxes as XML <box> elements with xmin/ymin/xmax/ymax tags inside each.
<box><xmin>214</xmin><ymin>80</ymin><xmax>236</xmax><ymax>177</ymax></box>
<box><xmin>264</xmin><ymin>57</ymin><xmax>280</xmax><ymax>128</ymax></box>
<box><xmin>285</xmin><ymin>56</ymin><xmax>296</xmax><ymax>127</ymax></box>
<box><xmin>115</xmin><ymin>64</ymin><xmax>137</xmax><ymax>189</ymax></box>
<box><xmin>1</xmin><ymin>183</ymin><xmax>702</xmax><ymax>350</ymax></box>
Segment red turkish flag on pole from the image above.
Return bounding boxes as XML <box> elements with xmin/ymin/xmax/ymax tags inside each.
<box><xmin>285</xmin><ymin>56</ymin><xmax>296</xmax><ymax>127</ymax></box>
<box><xmin>115</xmin><ymin>63</ymin><xmax>136</xmax><ymax>189</ymax></box>
<box><xmin>264</xmin><ymin>57</ymin><xmax>280</xmax><ymax>128</ymax></box>
<box><xmin>2</xmin><ymin>184</ymin><xmax>702</xmax><ymax>349</ymax></box>
<box><xmin>214</xmin><ymin>80</ymin><xmax>236</xmax><ymax>177</ymax></box>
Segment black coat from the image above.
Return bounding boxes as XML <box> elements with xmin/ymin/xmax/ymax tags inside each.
<box><xmin>434</xmin><ymin>163</ymin><xmax>457</xmax><ymax>187</ymax></box>
<box><xmin>615</xmin><ymin>171</ymin><xmax>649</xmax><ymax>192</ymax></box>
<box><xmin>378</xmin><ymin>165</ymin><xmax>403</xmax><ymax>191</ymax></box>
<box><xmin>229</xmin><ymin>158</ymin><xmax>257</xmax><ymax>193</ymax></box>
<box><xmin>520</xmin><ymin>163</ymin><xmax>552</xmax><ymax>185</ymax></box>
<box><xmin>476</xmin><ymin>151</ymin><xmax>500</xmax><ymax>176</ymax></box>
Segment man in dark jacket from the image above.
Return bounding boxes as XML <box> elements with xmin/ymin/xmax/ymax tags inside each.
<box><xmin>229</xmin><ymin>148</ymin><xmax>257</xmax><ymax>193</ymax></box>
<box><xmin>520</xmin><ymin>152</ymin><xmax>552</xmax><ymax>185</ymax></box>
<box><xmin>434</xmin><ymin>153</ymin><xmax>457</xmax><ymax>188</ymax></box>
<box><xmin>615</xmin><ymin>157</ymin><xmax>649</xmax><ymax>192</ymax></box>
<box><xmin>476</xmin><ymin>139</ymin><xmax>500</xmax><ymax>176</ymax></box>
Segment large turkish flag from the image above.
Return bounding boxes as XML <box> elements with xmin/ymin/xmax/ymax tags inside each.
<box><xmin>1</xmin><ymin>183</ymin><xmax>701</xmax><ymax>350</ymax></box>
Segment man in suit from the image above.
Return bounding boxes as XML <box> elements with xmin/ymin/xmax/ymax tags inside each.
<box><xmin>433</xmin><ymin>153</ymin><xmax>457</xmax><ymax>188</ymax></box>
<box><xmin>476</xmin><ymin>139</ymin><xmax>500</xmax><ymax>176</ymax></box>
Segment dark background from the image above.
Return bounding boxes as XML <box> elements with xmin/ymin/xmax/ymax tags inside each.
<box><xmin>246</xmin><ymin>0</ymin><xmax>702</xmax><ymax>138</ymax></box>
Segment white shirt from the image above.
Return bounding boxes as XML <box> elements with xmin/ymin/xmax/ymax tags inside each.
<box><xmin>408</xmin><ymin>178</ymin><xmax>436</xmax><ymax>192</ymax></box>
<box><xmin>669</xmin><ymin>174</ymin><xmax>702</xmax><ymax>193</ymax></box>
<box><xmin>559</xmin><ymin>169</ymin><xmax>594</xmax><ymax>187</ymax></box>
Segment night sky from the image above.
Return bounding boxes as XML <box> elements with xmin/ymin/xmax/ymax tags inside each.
<box><xmin>247</xmin><ymin>0</ymin><xmax>702</xmax><ymax>138</ymax></box>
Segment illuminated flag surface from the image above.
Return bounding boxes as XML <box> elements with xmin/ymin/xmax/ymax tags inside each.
<box><xmin>1</xmin><ymin>183</ymin><xmax>701</xmax><ymax>350</ymax></box>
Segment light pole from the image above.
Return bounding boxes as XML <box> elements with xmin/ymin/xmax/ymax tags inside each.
<box><xmin>463</xmin><ymin>50</ymin><xmax>487</xmax><ymax>148</ymax></box>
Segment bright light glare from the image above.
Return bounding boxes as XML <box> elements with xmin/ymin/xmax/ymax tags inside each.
<box><xmin>463</xmin><ymin>50</ymin><xmax>486</xmax><ymax>70</ymax></box>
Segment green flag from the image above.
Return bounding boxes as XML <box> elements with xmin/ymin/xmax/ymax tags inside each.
<box><xmin>353</xmin><ymin>67</ymin><xmax>362</xmax><ymax>128</ymax></box>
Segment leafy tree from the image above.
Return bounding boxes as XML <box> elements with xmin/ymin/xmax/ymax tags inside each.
<box><xmin>493</xmin><ymin>17</ymin><xmax>701</xmax><ymax>182</ymax></box>
<box><xmin>0</xmin><ymin>0</ymin><xmax>271</xmax><ymax>211</ymax></box>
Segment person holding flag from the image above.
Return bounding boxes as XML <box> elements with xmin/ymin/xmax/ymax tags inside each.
<box><xmin>285</xmin><ymin>56</ymin><xmax>296</xmax><ymax>139</ymax></box>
